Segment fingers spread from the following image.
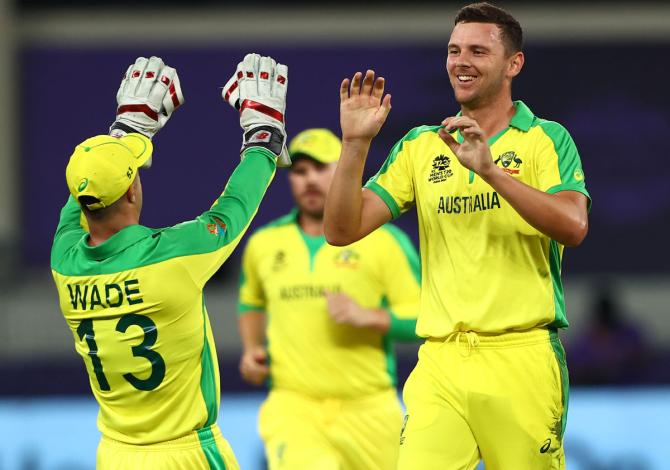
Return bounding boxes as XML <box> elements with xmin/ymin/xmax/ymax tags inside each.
<box><xmin>350</xmin><ymin>71</ymin><xmax>363</xmax><ymax>95</ymax></box>
<box><xmin>372</xmin><ymin>75</ymin><xmax>385</xmax><ymax>100</ymax></box>
<box><xmin>377</xmin><ymin>93</ymin><xmax>392</xmax><ymax>121</ymax></box>
<box><xmin>340</xmin><ymin>78</ymin><xmax>350</xmax><ymax>102</ymax></box>
<box><xmin>361</xmin><ymin>69</ymin><xmax>375</xmax><ymax>96</ymax></box>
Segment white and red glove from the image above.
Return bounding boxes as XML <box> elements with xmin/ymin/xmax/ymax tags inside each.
<box><xmin>222</xmin><ymin>53</ymin><xmax>290</xmax><ymax>167</ymax></box>
<box><xmin>110</xmin><ymin>56</ymin><xmax>184</xmax><ymax>146</ymax></box>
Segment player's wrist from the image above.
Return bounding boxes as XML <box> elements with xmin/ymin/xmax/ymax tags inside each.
<box><xmin>479</xmin><ymin>163</ymin><xmax>504</xmax><ymax>185</ymax></box>
<box><xmin>109</xmin><ymin>120</ymin><xmax>147</xmax><ymax>139</ymax></box>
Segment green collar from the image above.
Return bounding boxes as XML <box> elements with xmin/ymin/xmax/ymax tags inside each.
<box><xmin>455</xmin><ymin>100</ymin><xmax>535</xmax><ymax>132</ymax></box>
<box><xmin>79</xmin><ymin>224</ymin><xmax>153</xmax><ymax>261</ymax></box>
<box><xmin>508</xmin><ymin>100</ymin><xmax>535</xmax><ymax>132</ymax></box>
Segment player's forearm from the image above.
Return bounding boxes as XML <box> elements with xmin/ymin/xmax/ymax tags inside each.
<box><xmin>238</xmin><ymin>311</ymin><xmax>267</xmax><ymax>351</ymax></box>
<box><xmin>324</xmin><ymin>139</ymin><xmax>370</xmax><ymax>246</ymax></box>
<box><xmin>205</xmin><ymin>149</ymin><xmax>276</xmax><ymax>243</ymax></box>
<box><xmin>481</xmin><ymin>166</ymin><xmax>588</xmax><ymax>246</ymax></box>
<box><xmin>363</xmin><ymin>308</ymin><xmax>392</xmax><ymax>333</ymax></box>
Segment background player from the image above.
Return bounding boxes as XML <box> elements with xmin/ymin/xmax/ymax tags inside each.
<box><xmin>325</xmin><ymin>2</ymin><xmax>590</xmax><ymax>469</ymax></box>
<box><xmin>51</xmin><ymin>53</ymin><xmax>288</xmax><ymax>469</ymax></box>
<box><xmin>237</xmin><ymin>128</ymin><xmax>421</xmax><ymax>470</ymax></box>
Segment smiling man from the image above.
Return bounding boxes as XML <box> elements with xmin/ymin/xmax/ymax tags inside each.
<box><xmin>325</xmin><ymin>2</ymin><xmax>590</xmax><ymax>469</ymax></box>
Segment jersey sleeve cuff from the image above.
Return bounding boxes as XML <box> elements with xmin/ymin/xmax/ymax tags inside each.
<box><xmin>364</xmin><ymin>181</ymin><xmax>401</xmax><ymax>219</ymax></box>
<box><xmin>238</xmin><ymin>302</ymin><xmax>266</xmax><ymax>316</ymax></box>
<box><xmin>546</xmin><ymin>184</ymin><xmax>592</xmax><ymax>212</ymax></box>
<box><xmin>387</xmin><ymin>311</ymin><xmax>419</xmax><ymax>341</ymax></box>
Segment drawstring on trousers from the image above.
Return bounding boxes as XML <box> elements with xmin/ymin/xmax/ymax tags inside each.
<box><xmin>445</xmin><ymin>331</ymin><xmax>480</xmax><ymax>357</ymax></box>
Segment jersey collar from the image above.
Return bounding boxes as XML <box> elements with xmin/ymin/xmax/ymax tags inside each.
<box><xmin>79</xmin><ymin>224</ymin><xmax>153</xmax><ymax>261</ymax></box>
<box><xmin>454</xmin><ymin>100</ymin><xmax>535</xmax><ymax>132</ymax></box>
<box><xmin>509</xmin><ymin>100</ymin><xmax>535</xmax><ymax>132</ymax></box>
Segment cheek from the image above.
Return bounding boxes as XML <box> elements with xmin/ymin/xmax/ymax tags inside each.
<box><xmin>288</xmin><ymin>176</ymin><xmax>304</xmax><ymax>195</ymax></box>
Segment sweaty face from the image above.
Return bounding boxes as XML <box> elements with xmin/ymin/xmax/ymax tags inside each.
<box><xmin>288</xmin><ymin>158</ymin><xmax>336</xmax><ymax>219</ymax></box>
<box><xmin>446</xmin><ymin>22</ymin><xmax>513</xmax><ymax>108</ymax></box>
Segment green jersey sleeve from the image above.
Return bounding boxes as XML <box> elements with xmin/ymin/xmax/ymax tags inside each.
<box><xmin>536</xmin><ymin>121</ymin><xmax>591</xmax><ymax>209</ymax></box>
<box><xmin>380</xmin><ymin>224</ymin><xmax>420</xmax><ymax>341</ymax></box>
<box><xmin>238</xmin><ymin>232</ymin><xmax>267</xmax><ymax>315</ymax></box>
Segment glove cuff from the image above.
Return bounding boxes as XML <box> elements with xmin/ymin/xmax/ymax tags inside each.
<box><xmin>109</xmin><ymin>121</ymin><xmax>149</xmax><ymax>139</ymax></box>
<box><xmin>242</xmin><ymin>126</ymin><xmax>285</xmax><ymax>158</ymax></box>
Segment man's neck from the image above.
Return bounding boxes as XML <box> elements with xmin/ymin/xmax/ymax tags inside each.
<box><xmin>298</xmin><ymin>212</ymin><xmax>324</xmax><ymax>237</ymax></box>
<box><xmin>86</xmin><ymin>217</ymin><xmax>137</xmax><ymax>246</ymax></box>
<box><xmin>460</xmin><ymin>94</ymin><xmax>516</xmax><ymax>140</ymax></box>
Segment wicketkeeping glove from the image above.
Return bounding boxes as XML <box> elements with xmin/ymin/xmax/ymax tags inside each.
<box><xmin>109</xmin><ymin>56</ymin><xmax>184</xmax><ymax>147</ymax></box>
<box><xmin>222</xmin><ymin>53</ymin><xmax>290</xmax><ymax>167</ymax></box>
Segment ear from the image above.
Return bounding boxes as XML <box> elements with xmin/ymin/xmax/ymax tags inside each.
<box><xmin>125</xmin><ymin>177</ymin><xmax>139</xmax><ymax>204</ymax></box>
<box><xmin>508</xmin><ymin>51</ymin><xmax>525</xmax><ymax>79</ymax></box>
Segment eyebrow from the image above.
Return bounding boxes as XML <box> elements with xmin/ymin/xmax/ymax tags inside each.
<box><xmin>448</xmin><ymin>43</ymin><xmax>492</xmax><ymax>51</ymax></box>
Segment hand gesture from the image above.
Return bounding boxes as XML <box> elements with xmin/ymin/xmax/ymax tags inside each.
<box><xmin>438</xmin><ymin>116</ymin><xmax>496</xmax><ymax>177</ymax></box>
<box><xmin>239</xmin><ymin>345</ymin><xmax>270</xmax><ymax>386</ymax></box>
<box><xmin>111</xmin><ymin>56</ymin><xmax>183</xmax><ymax>144</ymax></box>
<box><xmin>326</xmin><ymin>292</ymin><xmax>388</xmax><ymax>331</ymax></box>
<box><xmin>221</xmin><ymin>53</ymin><xmax>291</xmax><ymax>166</ymax></box>
<box><xmin>340</xmin><ymin>70</ymin><xmax>392</xmax><ymax>144</ymax></box>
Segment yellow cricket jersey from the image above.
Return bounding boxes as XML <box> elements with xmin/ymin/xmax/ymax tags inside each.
<box><xmin>365</xmin><ymin>101</ymin><xmax>590</xmax><ymax>338</ymax></box>
<box><xmin>51</xmin><ymin>150</ymin><xmax>276</xmax><ymax>445</ymax></box>
<box><xmin>238</xmin><ymin>211</ymin><xmax>420</xmax><ymax>399</ymax></box>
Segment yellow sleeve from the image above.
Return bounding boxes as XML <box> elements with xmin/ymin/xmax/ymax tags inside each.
<box><xmin>364</xmin><ymin>127</ymin><xmax>437</xmax><ymax>218</ymax></box>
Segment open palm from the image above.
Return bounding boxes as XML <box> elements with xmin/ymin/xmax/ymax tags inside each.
<box><xmin>340</xmin><ymin>70</ymin><xmax>392</xmax><ymax>142</ymax></box>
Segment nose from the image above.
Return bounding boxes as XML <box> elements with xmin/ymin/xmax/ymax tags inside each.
<box><xmin>448</xmin><ymin>52</ymin><xmax>471</xmax><ymax>69</ymax></box>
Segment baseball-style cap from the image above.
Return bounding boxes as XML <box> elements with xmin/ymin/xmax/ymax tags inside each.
<box><xmin>288</xmin><ymin>128</ymin><xmax>341</xmax><ymax>164</ymax></box>
<box><xmin>65</xmin><ymin>133</ymin><xmax>153</xmax><ymax>211</ymax></box>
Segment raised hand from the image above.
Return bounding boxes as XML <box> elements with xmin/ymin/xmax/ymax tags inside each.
<box><xmin>340</xmin><ymin>70</ymin><xmax>392</xmax><ymax>144</ymax></box>
<box><xmin>438</xmin><ymin>116</ymin><xmax>496</xmax><ymax>177</ymax></box>
<box><xmin>111</xmin><ymin>56</ymin><xmax>183</xmax><ymax>144</ymax></box>
<box><xmin>221</xmin><ymin>53</ymin><xmax>291</xmax><ymax>166</ymax></box>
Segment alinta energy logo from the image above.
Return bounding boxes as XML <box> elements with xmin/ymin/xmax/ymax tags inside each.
<box><xmin>428</xmin><ymin>154</ymin><xmax>454</xmax><ymax>183</ymax></box>
<box><xmin>334</xmin><ymin>249</ymin><xmax>360</xmax><ymax>268</ymax></box>
<box><xmin>494</xmin><ymin>151</ymin><xmax>523</xmax><ymax>175</ymax></box>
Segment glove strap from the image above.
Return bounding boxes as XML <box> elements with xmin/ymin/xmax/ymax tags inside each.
<box><xmin>109</xmin><ymin>121</ymin><xmax>144</xmax><ymax>138</ymax></box>
<box><xmin>242</xmin><ymin>126</ymin><xmax>285</xmax><ymax>158</ymax></box>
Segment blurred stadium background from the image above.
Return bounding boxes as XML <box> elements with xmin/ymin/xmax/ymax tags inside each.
<box><xmin>1</xmin><ymin>0</ymin><xmax>669</xmax><ymax>468</ymax></box>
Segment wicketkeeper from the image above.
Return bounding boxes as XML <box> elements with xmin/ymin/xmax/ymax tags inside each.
<box><xmin>51</xmin><ymin>53</ymin><xmax>288</xmax><ymax>469</ymax></box>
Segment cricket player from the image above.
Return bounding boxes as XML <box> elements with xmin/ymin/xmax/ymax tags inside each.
<box><xmin>51</xmin><ymin>53</ymin><xmax>289</xmax><ymax>469</ymax></box>
<box><xmin>237</xmin><ymin>128</ymin><xmax>421</xmax><ymax>470</ymax></box>
<box><xmin>324</xmin><ymin>3</ymin><xmax>590</xmax><ymax>469</ymax></box>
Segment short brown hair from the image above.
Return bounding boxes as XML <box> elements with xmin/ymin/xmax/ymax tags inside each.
<box><xmin>455</xmin><ymin>2</ymin><xmax>523</xmax><ymax>55</ymax></box>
